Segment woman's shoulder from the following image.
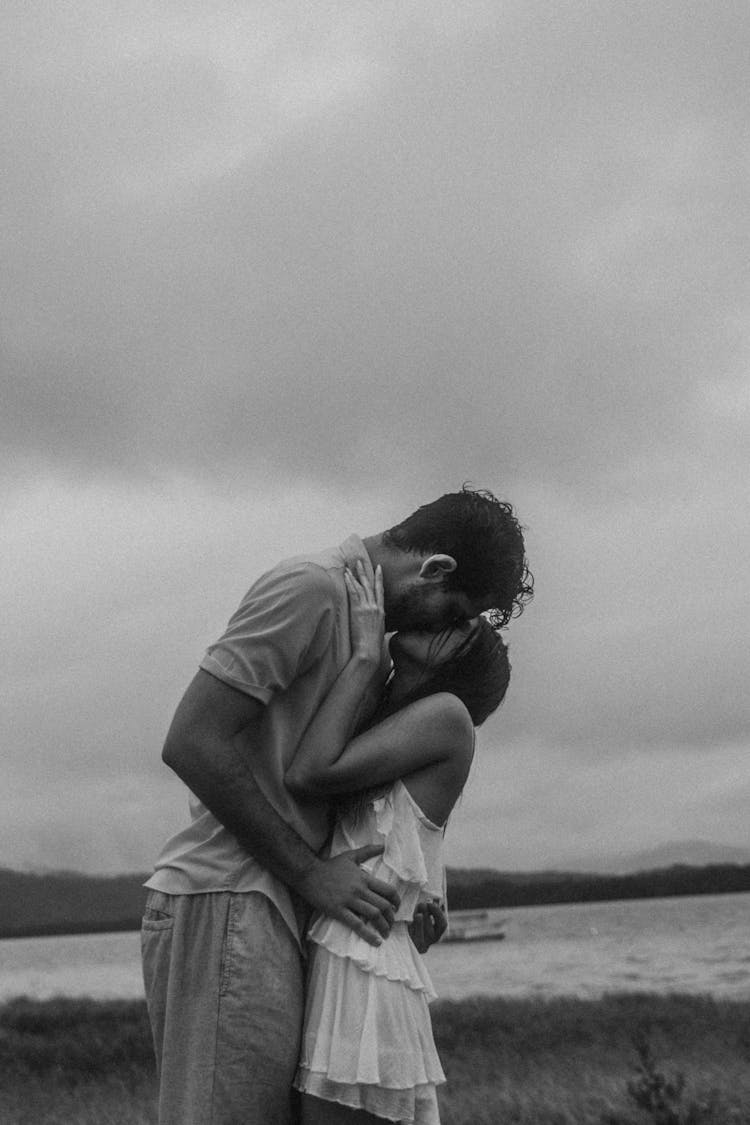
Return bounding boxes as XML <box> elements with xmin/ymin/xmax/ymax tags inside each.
<box><xmin>397</xmin><ymin>695</ymin><xmax>475</xmax><ymax>825</ymax></box>
<box><xmin>403</xmin><ymin>692</ymin><xmax>474</xmax><ymax>749</ymax></box>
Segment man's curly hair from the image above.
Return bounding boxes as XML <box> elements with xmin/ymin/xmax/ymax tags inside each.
<box><xmin>383</xmin><ymin>485</ymin><xmax>533</xmax><ymax>628</ymax></box>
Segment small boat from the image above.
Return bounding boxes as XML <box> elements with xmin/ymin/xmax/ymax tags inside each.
<box><xmin>443</xmin><ymin>909</ymin><xmax>506</xmax><ymax>943</ymax></box>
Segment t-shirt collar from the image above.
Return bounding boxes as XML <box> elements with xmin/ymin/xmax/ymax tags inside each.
<box><xmin>337</xmin><ymin>534</ymin><xmax>374</xmax><ymax>578</ymax></box>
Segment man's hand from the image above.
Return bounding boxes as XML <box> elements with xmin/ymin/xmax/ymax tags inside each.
<box><xmin>408</xmin><ymin>900</ymin><xmax>447</xmax><ymax>954</ymax></box>
<box><xmin>297</xmin><ymin>845</ymin><xmax>400</xmax><ymax>947</ymax></box>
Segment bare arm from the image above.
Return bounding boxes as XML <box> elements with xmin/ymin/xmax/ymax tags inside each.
<box><xmin>282</xmin><ymin>562</ymin><xmax>386</xmax><ymax>768</ymax></box>
<box><xmin>285</xmin><ymin>563</ymin><xmax>473</xmax><ymax>825</ymax></box>
<box><xmin>285</xmin><ymin>691</ymin><xmax>473</xmax><ymax>809</ymax></box>
<box><xmin>284</xmin><ymin>565</ymin><xmax>463</xmax><ymax>948</ymax></box>
<box><xmin>162</xmin><ymin>669</ymin><xmax>399</xmax><ymax>943</ymax></box>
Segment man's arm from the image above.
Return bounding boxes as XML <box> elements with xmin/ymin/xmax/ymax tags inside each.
<box><xmin>162</xmin><ymin>669</ymin><xmax>398</xmax><ymax>944</ymax></box>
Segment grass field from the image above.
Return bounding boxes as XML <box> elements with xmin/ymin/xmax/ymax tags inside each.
<box><xmin>2</xmin><ymin>993</ymin><xmax>749</xmax><ymax>1124</ymax></box>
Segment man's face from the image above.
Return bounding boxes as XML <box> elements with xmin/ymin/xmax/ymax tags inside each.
<box><xmin>384</xmin><ymin>580</ymin><xmax>483</xmax><ymax>633</ymax></box>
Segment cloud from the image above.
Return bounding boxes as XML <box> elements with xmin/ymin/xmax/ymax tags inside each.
<box><xmin>3</xmin><ymin>2</ymin><xmax>750</xmax><ymax>871</ymax></box>
<box><xmin>452</xmin><ymin>738</ymin><xmax>750</xmax><ymax>870</ymax></box>
<box><xmin>3</xmin><ymin>1</ymin><xmax>749</xmax><ymax>498</ymax></box>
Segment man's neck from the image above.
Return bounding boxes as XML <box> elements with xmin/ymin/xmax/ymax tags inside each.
<box><xmin>361</xmin><ymin>533</ymin><xmax>384</xmax><ymax>569</ymax></box>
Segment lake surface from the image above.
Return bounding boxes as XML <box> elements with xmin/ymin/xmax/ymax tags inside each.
<box><xmin>2</xmin><ymin>892</ymin><xmax>750</xmax><ymax>1004</ymax></box>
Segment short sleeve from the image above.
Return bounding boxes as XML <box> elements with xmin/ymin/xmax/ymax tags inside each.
<box><xmin>199</xmin><ymin>562</ymin><xmax>338</xmax><ymax>703</ymax></box>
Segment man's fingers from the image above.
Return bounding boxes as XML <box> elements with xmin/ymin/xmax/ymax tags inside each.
<box><xmin>355</xmin><ymin>891</ymin><xmax>396</xmax><ymax>931</ymax></box>
<box><xmin>347</xmin><ymin>844</ymin><xmax>385</xmax><ymax>864</ymax></box>
<box><xmin>361</xmin><ymin>909</ymin><xmax>390</xmax><ymax>940</ymax></box>
<box><xmin>362</xmin><ymin>871</ymin><xmax>400</xmax><ymax>911</ymax></box>
<box><xmin>361</xmin><ymin>883</ymin><xmax>399</xmax><ymax>916</ymax></box>
<box><xmin>335</xmin><ymin>845</ymin><xmax>400</xmax><ymax>916</ymax></box>
<box><xmin>338</xmin><ymin>908</ymin><xmax>384</xmax><ymax>947</ymax></box>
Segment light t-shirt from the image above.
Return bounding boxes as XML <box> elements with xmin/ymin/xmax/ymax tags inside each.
<box><xmin>145</xmin><ymin>534</ymin><xmax>383</xmax><ymax>942</ymax></box>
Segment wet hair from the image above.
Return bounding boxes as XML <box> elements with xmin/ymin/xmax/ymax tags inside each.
<box><xmin>388</xmin><ymin>616</ymin><xmax>511</xmax><ymax>727</ymax></box>
<box><xmin>383</xmin><ymin>485</ymin><xmax>533</xmax><ymax>629</ymax></box>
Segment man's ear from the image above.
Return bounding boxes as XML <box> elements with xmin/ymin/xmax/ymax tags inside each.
<box><xmin>418</xmin><ymin>554</ymin><xmax>458</xmax><ymax>582</ymax></box>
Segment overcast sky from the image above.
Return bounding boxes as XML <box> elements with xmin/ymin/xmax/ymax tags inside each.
<box><xmin>4</xmin><ymin>1</ymin><xmax>749</xmax><ymax>875</ymax></box>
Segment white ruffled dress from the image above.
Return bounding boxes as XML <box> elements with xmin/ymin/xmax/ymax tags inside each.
<box><xmin>294</xmin><ymin>779</ymin><xmax>447</xmax><ymax>1123</ymax></box>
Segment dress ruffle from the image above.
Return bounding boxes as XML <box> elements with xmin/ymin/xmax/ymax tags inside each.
<box><xmin>295</xmin><ymin>943</ymin><xmax>444</xmax><ymax>1123</ymax></box>
<box><xmin>295</xmin><ymin>780</ymin><xmax>447</xmax><ymax>1123</ymax></box>
<box><xmin>297</xmin><ymin>1072</ymin><xmax>441</xmax><ymax>1124</ymax></box>
<box><xmin>337</xmin><ymin>781</ymin><xmax>445</xmax><ymax>918</ymax></box>
<box><xmin>307</xmin><ymin>918</ymin><xmax>437</xmax><ymax>999</ymax></box>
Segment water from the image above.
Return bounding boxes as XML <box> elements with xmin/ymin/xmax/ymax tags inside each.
<box><xmin>427</xmin><ymin>892</ymin><xmax>750</xmax><ymax>1000</ymax></box>
<box><xmin>0</xmin><ymin>930</ymin><xmax>145</xmax><ymax>1002</ymax></box>
<box><xmin>2</xmin><ymin>892</ymin><xmax>750</xmax><ymax>1004</ymax></box>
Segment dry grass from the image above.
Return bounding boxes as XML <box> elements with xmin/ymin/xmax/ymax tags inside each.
<box><xmin>2</xmin><ymin>993</ymin><xmax>750</xmax><ymax>1124</ymax></box>
<box><xmin>433</xmin><ymin>993</ymin><xmax>750</xmax><ymax>1123</ymax></box>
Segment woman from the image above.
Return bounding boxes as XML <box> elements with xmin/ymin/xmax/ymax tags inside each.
<box><xmin>285</xmin><ymin>561</ymin><xmax>511</xmax><ymax>1125</ymax></box>
<box><xmin>285</xmin><ymin>562</ymin><xmax>510</xmax><ymax>1125</ymax></box>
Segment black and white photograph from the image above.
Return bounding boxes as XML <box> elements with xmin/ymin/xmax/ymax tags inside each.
<box><xmin>3</xmin><ymin>3</ymin><xmax>750</xmax><ymax>1123</ymax></box>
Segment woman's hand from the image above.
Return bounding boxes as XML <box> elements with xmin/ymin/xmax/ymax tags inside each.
<box><xmin>345</xmin><ymin>560</ymin><xmax>385</xmax><ymax>668</ymax></box>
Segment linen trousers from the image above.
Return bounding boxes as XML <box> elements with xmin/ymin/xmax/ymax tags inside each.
<box><xmin>141</xmin><ymin>889</ymin><xmax>304</xmax><ymax>1125</ymax></box>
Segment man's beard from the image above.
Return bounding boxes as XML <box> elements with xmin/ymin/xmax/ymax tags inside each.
<box><xmin>384</xmin><ymin>583</ymin><xmax>441</xmax><ymax>633</ymax></box>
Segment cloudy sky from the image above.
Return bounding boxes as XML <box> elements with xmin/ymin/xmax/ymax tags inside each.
<box><xmin>4</xmin><ymin>1</ymin><xmax>749</xmax><ymax>875</ymax></box>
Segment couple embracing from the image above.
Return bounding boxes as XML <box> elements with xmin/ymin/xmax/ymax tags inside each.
<box><xmin>142</xmin><ymin>486</ymin><xmax>532</xmax><ymax>1125</ymax></box>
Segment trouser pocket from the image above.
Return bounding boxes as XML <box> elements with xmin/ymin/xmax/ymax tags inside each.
<box><xmin>141</xmin><ymin>891</ymin><xmax>176</xmax><ymax>1070</ymax></box>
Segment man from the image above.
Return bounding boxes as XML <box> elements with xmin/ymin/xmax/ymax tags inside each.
<box><xmin>142</xmin><ymin>486</ymin><xmax>531</xmax><ymax>1125</ymax></box>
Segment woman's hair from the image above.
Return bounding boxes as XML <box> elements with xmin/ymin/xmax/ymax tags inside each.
<box><xmin>388</xmin><ymin>616</ymin><xmax>511</xmax><ymax>727</ymax></box>
<box><xmin>339</xmin><ymin>618</ymin><xmax>510</xmax><ymax>822</ymax></box>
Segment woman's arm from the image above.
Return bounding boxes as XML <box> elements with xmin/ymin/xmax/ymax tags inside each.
<box><xmin>285</xmin><ymin>561</ymin><xmax>474</xmax><ymax>801</ymax></box>
<box><xmin>285</xmin><ymin>689</ymin><xmax>474</xmax><ymax>798</ymax></box>
<box><xmin>288</xmin><ymin>561</ymin><xmax>387</xmax><ymax>779</ymax></box>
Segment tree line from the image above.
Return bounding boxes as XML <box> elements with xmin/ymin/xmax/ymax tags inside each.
<box><xmin>446</xmin><ymin>863</ymin><xmax>750</xmax><ymax>911</ymax></box>
<box><xmin>3</xmin><ymin>864</ymin><xmax>750</xmax><ymax>938</ymax></box>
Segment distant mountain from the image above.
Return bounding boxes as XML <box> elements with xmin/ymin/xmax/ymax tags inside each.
<box><xmin>449</xmin><ymin>866</ymin><xmax>592</xmax><ymax>885</ymax></box>
<box><xmin>446</xmin><ymin>861</ymin><xmax>750</xmax><ymax>911</ymax></box>
<box><xmin>449</xmin><ymin>842</ymin><xmax>750</xmax><ymax>882</ymax></box>
<box><xmin>599</xmin><ymin>840</ymin><xmax>750</xmax><ymax>875</ymax></box>
<box><xmin>449</xmin><ymin>842</ymin><xmax>750</xmax><ymax>881</ymax></box>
